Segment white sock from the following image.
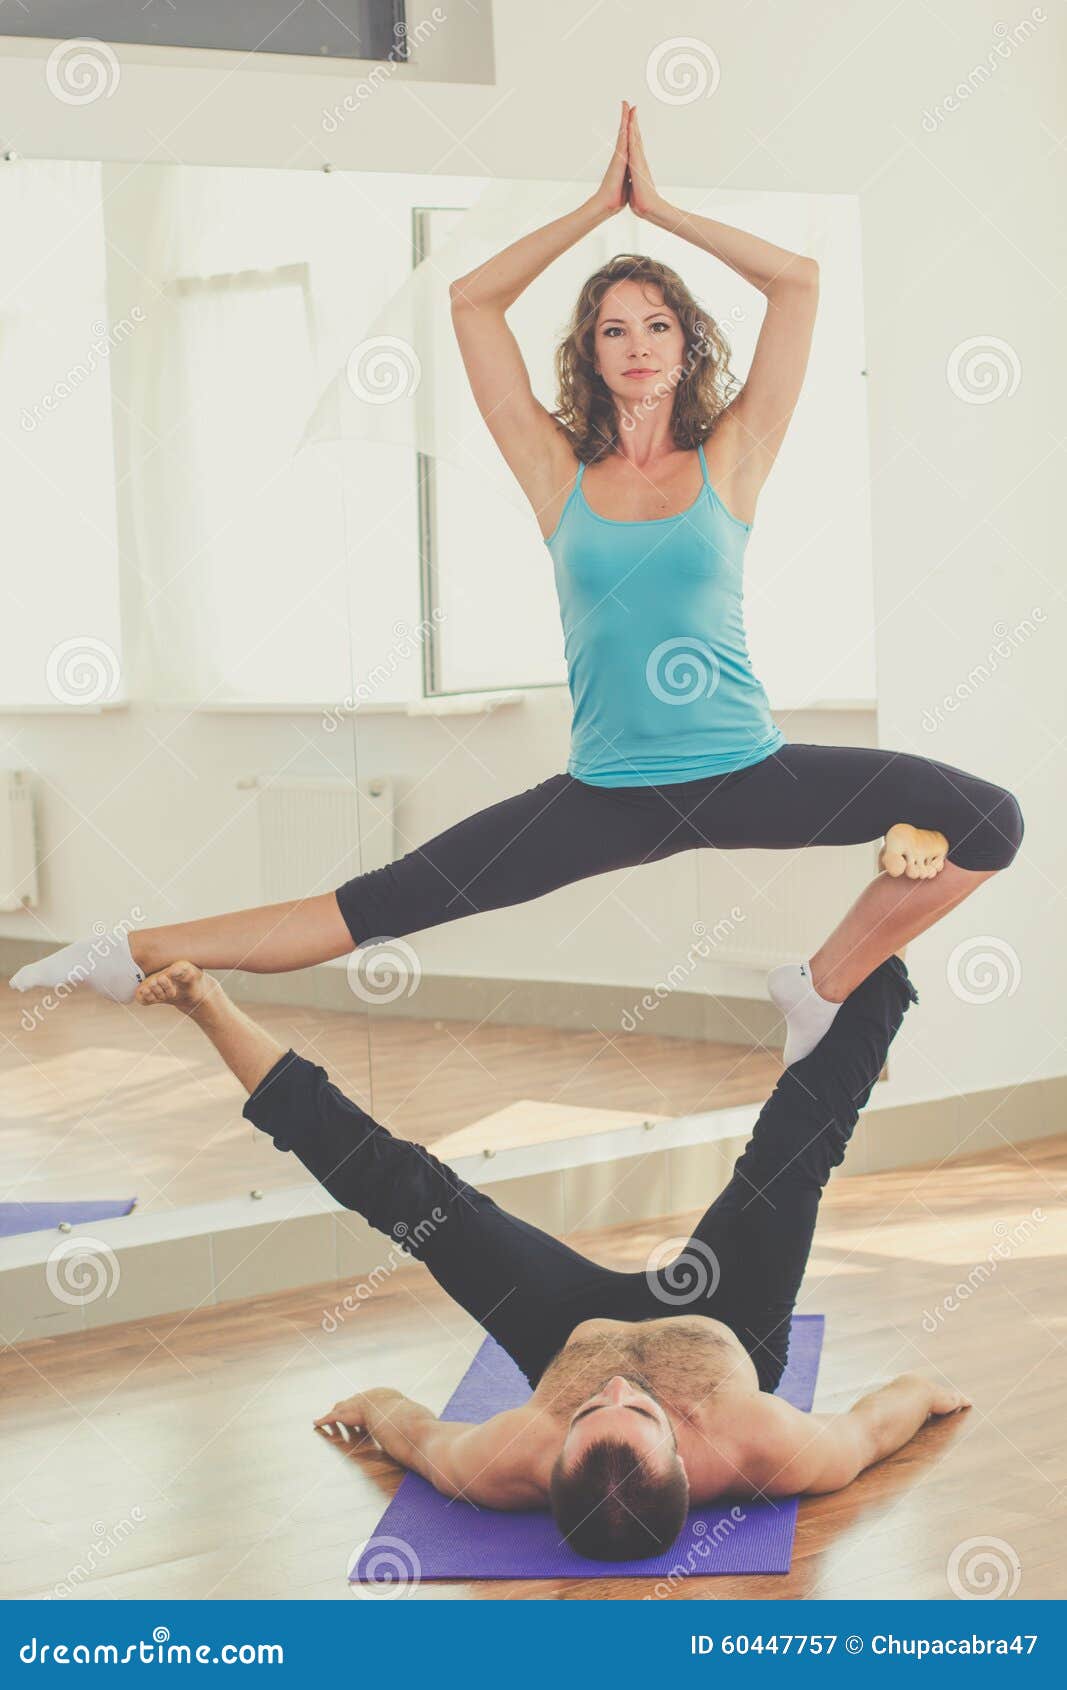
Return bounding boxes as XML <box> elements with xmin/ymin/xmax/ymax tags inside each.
<box><xmin>767</xmin><ymin>958</ymin><xmax>841</xmax><ymax>1068</ymax></box>
<box><xmin>9</xmin><ymin>927</ymin><xmax>146</xmax><ymax>1004</ymax></box>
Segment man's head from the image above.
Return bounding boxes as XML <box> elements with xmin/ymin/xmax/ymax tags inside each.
<box><xmin>549</xmin><ymin>1375</ymin><xmax>689</xmax><ymax>1561</ymax></box>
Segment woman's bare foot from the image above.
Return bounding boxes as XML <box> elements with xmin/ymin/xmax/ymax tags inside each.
<box><xmin>878</xmin><ymin>822</ymin><xmax>949</xmax><ymax>880</ymax></box>
<box><xmin>135</xmin><ymin>959</ymin><xmax>217</xmax><ymax>1015</ymax></box>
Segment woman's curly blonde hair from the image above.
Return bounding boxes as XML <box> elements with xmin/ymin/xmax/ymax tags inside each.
<box><xmin>551</xmin><ymin>254</ymin><xmax>742</xmax><ymax>464</ymax></box>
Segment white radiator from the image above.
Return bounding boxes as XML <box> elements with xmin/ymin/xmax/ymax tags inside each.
<box><xmin>0</xmin><ymin>770</ymin><xmax>38</xmax><ymax>912</ymax></box>
<box><xmin>237</xmin><ymin>775</ymin><xmax>395</xmax><ymax>905</ymax></box>
<box><xmin>698</xmin><ymin>841</ymin><xmax>881</xmax><ymax>969</ymax></box>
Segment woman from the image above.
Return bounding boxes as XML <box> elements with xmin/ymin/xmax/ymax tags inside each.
<box><xmin>13</xmin><ymin>104</ymin><xmax>1022</xmax><ymax>1067</ymax></box>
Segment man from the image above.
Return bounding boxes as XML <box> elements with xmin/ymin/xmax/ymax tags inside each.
<box><xmin>137</xmin><ymin>948</ymin><xmax>970</xmax><ymax>1563</ymax></box>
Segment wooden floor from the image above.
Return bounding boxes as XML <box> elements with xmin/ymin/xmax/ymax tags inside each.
<box><xmin>1</xmin><ymin>1134</ymin><xmax>1064</xmax><ymax>1601</ymax></box>
<box><xmin>2</xmin><ymin>979</ymin><xmax>779</xmax><ymax>1211</ymax></box>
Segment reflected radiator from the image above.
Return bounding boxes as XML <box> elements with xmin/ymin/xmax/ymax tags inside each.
<box><xmin>238</xmin><ymin>775</ymin><xmax>395</xmax><ymax>905</ymax></box>
<box><xmin>0</xmin><ymin>770</ymin><xmax>38</xmax><ymax>912</ymax></box>
<box><xmin>697</xmin><ymin>841</ymin><xmax>880</xmax><ymax>969</ymax></box>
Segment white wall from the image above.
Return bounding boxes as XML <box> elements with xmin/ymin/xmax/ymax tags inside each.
<box><xmin>1</xmin><ymin>0</ymin><xmax>1062</xmax><ymax>1104</ymax></box>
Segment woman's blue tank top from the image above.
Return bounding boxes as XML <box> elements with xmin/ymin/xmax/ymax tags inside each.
<box><xmin>544</xmin><ymin>441</ymin><xmax>785</xmax><ymax>787</ymax></box>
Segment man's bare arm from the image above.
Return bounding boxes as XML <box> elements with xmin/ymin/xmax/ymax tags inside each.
<box><xmin>739</xmin><ymin>1373</ymin><xmax>972</xmax><ymax>1498</ymax></box>
<box><xmin>314</xmin><ymin>1387</ymin><xmax>544</xmax><ymax>1508</ymax></box>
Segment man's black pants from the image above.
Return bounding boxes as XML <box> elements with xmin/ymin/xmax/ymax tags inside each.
<box><xmin>242</xmin><ymin>955</ymin><xmax>919</xmax><ymax>1393</ymax></box>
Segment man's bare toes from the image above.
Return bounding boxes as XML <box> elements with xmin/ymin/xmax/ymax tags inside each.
<box><xmin>136</xmin><ymin>959</ymin><xmax>210</xmax><ymax>1012</ymax></box>
<box><xmin>880</xmin><ymin>822</ymin><xmax>949</xmax><ymax>881</ymax></box>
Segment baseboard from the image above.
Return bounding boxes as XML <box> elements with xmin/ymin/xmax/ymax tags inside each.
<box><xmin>2</xmin><ymin>1075</ymin><xmax>1062</xmax><ymax>1344</ymax></box>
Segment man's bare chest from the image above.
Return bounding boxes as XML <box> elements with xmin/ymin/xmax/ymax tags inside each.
<box><xmin>533</xmin><ymin>1315</ymin><xmax>758</xmax><ymax>1418</ymax></box>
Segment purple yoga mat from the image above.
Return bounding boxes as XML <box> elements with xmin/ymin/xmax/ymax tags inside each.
<box><xmin>0</xmin><ymin>1198</ymin><xmax>136</xmax><ymax>1239</ymax></box>
<box><xmin>350</xmin><ymin>1313</ymin><xmax>824</xmax><ymax>1582</ymax></box>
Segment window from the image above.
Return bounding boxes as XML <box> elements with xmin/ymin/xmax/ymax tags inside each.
<box><xmin>1</xmin><ymin>1</ymin><xmax>410</xmax><ymax>60</ymax></box>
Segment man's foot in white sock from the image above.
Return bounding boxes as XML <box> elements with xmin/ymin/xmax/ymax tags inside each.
<box><xmin>767</xmin><ymin>958</ymin><xmax>842</xmax><ymax>1068</ymax></box>
<box><xmin>9</xmin><ymin>926</ymin><xmax>146</xmax><ymax>1004</ymax></box>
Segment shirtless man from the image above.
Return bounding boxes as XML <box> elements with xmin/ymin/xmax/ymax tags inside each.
<box><xmin>137</xmin><ymin>947</ymin><xmax>971</xmax><ymax>1563</ymax></box>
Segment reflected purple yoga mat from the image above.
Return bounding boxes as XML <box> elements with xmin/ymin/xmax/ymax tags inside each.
<box><xmin>0</xmin><ymin>1198</ymin><xmax>136</xmax><ymax>1239</ymax></box>
<box><xmin>351</xmin><ymin>1313</ymin><xmax>823</xmax><ymax>1582</ymax></box>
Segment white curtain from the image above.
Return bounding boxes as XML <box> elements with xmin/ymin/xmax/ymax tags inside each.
<box><xmin>0</xmin><ymin>159</ymin><xmax>124</xmax><ymax>709</ymax></box>
<box><xmin>127</xmin><ymin>263</ymin><xmax>351</xmax><ymax>705</ymax></box>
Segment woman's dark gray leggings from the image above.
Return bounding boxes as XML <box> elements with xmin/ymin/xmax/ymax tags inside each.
<box><xmin>335</xmin><ymin>741</ymin><xmax>1023</xmax><ymax>947</ymax></box>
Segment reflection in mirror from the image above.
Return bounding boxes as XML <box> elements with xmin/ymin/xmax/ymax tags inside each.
<box><xmin>1</xmin><ymin>158</ymin><xmax>878</xmax><ymax>1221</ymax></box>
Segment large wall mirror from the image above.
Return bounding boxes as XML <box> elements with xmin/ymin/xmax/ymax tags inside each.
<box><xmin>2</xmin><ymin>157</ymin><xmax>879</xmax><ymax>1220</ymax></box>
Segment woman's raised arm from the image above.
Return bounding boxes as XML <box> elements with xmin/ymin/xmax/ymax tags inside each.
<box><xmin>448</xmin><ymin>102</ymin><xmax>632</xmax><ymax>534</ymax></box>
<box><xmin>627</xmin><ymin>107</ymin><xmax>819</xmax><ymax>512</ymax></box>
